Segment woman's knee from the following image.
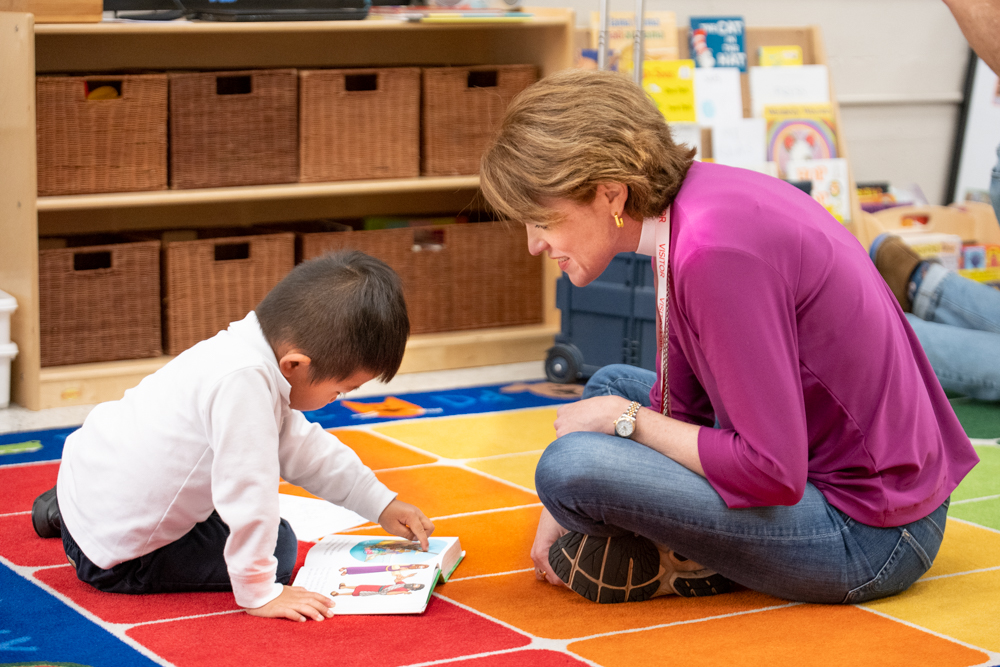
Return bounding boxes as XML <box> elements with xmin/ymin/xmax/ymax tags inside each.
<box><xmin>535</xmin><ymin>432</ymin><xmax>611</xmax><ymax>503</ymax></box>
<box><xmin>582</xmin><ymin>364</ymin><xmax>654</xmax><ymax>400</ymax></box>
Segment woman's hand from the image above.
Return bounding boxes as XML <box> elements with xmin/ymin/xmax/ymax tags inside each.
<box><xmin>554</xmin><ymin>395</ymin><xmax>631</xmax><ymax>438</ymax></box>
<box><xmin>530</xmin><ymin>508</ymin><xmax>570</xmax><ymax>586</ymax></box>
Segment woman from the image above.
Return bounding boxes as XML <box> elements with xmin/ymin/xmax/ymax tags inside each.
<box><xmin>479</xmin><ymin>69</ymin><xmax>979</xmax><ymax>605</ymax></box>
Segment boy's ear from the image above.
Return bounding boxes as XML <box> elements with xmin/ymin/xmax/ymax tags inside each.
<box><xmin>278</xmin><ymin>351</ymin><xmax>312</xmax><ymax>381</ymax></box>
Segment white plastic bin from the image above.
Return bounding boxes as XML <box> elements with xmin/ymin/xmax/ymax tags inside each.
<box><xmin>0</xmin><ymin>290</ymin><xmax>18</xmax><ymax>409</ymax></box>
<box><xmin>0</xmin><ymin>289</ymin><xmax>15</xmax><ymax>345</ymax></box>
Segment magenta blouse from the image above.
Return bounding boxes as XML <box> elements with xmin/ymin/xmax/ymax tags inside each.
<box><xmin>649</xmin><ymin>161</ymin><xmax>978</xmax><ymax>528</ymax></box>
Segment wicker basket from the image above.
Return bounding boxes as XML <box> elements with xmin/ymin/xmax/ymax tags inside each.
<box><xmin>169</xmin><ymin>69</ymin><xmax>298</xmax><ymax>189</ymax></box>
<box><xmin>163</xmin><ymin>233</ymin><xmax>295</xmax><ymax>354</ymax></box>
<box><xmin>298</xmin><ymin>227</ymin><xmax>451</xmax><ymax>334</ymax></box>
<box><xmin>39</xmin><ymin>240</ymin><xmax>162</xmax><ymax>366</ymax></box>
<box><xmin>421</xmin><ymin>65</ymin><xmax>537</xmax><ymax>176</ymax></box>
<box><xmin>36</xmin><ymin>74</ymin><xmax>168</xmax><ymax>196</ymax></box>
<box><xmin>448</xmin><ymin>222</ymin><xmax>542</xmax><ymax>330</ymax></box>
<box><xmin>299</xmin><ymin>68</ymin><xmax>420</xmax><ymax>182</ymax></box>
<box><xmin>300</xmin><ymin>222</ymin><xmax>541</xmax><ymax>334</ymax></box>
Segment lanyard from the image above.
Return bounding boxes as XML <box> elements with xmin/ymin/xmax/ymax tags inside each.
<box><xmin>650</xmin><ymin>208</ymin><xmax>672</xmax><ymax>418</ymax></box>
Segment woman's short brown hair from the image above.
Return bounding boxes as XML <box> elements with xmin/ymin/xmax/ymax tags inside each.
<box><xmin>480</xmin><ymin>68</ymin><xmax>696</xmax><ymax>225</ymax></box>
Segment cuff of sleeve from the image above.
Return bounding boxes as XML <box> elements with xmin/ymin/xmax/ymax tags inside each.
<box><xmin>345</xmin><ymin>473</ymin><xmax>398</xmax><ymax>524</ymax></box>
<box><xmin>696</xmin><ymin>426</ymin><xmax>745</xmax><ymax>508</ymax></box>
<box><xmin>234</xmin><ymin>579</ymin><xmax>284</xmax><ymax>609</ymax></box>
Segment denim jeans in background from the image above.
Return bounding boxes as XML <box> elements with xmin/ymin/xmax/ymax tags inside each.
<box><xmin>536</xmin><ymin>364</ymin><xmax>949</xmax><ymax>604</ymax></box>
<box><xmin>907</xmin><ymin>263</ymin><xmax>1000</xmax><ymax>401</ymax></box>
<box><xmin>62</xmin><ymin>512</ymin><xmax>298</xmax><ymax>596</ymax></box>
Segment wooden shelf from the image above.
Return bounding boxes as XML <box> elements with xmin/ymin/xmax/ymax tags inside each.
<box><xmin>1</xmin><ymin>9</ymin><xmax>574</xmax><ymax>410</ymax></box>
<box><xmin>37</xmin><ymin>324</ymin><xmax>560</xmax><ymax>410</ymax></box>
<box><xmin>36</xmin><ymin>176</ymin><xmax>482</xmax><ymax>212</ymax></box>
<box><xmin>34</xmin><ymin>14</ymin><xmax>568</xmax><ymax>35</ymax></box>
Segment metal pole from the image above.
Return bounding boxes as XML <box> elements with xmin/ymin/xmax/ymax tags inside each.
<box><xmin>597</xmin><ymin>0</ymin><xmax>609</xmax><ymax>71</ymax></box>
<box><xmin>633</xmin><ymin>0</ymin><xmax>644</xmax><ymax>84</ymax></box>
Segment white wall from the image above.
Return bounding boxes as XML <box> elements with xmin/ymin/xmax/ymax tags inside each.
<box><xmin>528</xmin><ymin>0</ymin><xmax>972</xmax><ymax>204</ymax></box>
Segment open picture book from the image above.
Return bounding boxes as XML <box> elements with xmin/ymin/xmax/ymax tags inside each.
<box><xmin>292</xmin><ymin>535</ymin><xmax>464</xmax><ymax>615</ymax></box>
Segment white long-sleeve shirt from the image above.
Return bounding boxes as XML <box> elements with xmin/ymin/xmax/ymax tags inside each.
<box><xmin>57</xmin><ymin>312</ymin><xmax>396</xmax><ymax>608</ymax></box>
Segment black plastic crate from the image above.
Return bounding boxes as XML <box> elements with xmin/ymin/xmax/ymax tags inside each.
<box><xmin>545</xmin><ymin>252</ymin><xmax>658</xmax><ymax>383</ymax></box>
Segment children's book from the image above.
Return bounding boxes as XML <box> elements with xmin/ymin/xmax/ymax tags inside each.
<box><xmin>710</xmin><ymin>118</ymin><xmax>767</xmax><ymax>169</ymax></box>
<box><xmin>589</xmin><ymin>11</ymin><xmax>679</xmax><ymax>75</ymax></box>
<box><xmin>757</xmin><ymin>45</ymin><xmax>804</xmax><ymax>67</ymax></box>
<box><xmin>292</xmin><ymin>535</ymin><xmax>464</xmax><ymax>615</ymax></box>
<box><xmin>643</xmin><ymin>60</ymin><xmax>696</xmax><ymax>122</ymax></box>
<box><xmin>688</xmin><ymin>17</ymin><xmax>746</xmax><ymax>71</ymax></box>
<box><xmin>693</xmin><ymin>67</ymin><xmax>743</xmax><ymax>127</ymax></box>
<box><xmin>748</xmin><ymin>64</ymin><xmax>829</xmax><ymax>118</ymax></box>
<box><xmin>763</xmin><ymin>103</ymin><xmax>838</xmax><ymax>177</ymax></box>
<box><xmin>785</xmin><ymin>158</ymin><xmax>852</xmax><ymax>223</ymax></box>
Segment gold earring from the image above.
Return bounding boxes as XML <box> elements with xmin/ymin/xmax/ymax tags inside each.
<box><xmin>613</xmin><ymin>212</ymin><xmax>624</xmax><ymax>228</ymax></box>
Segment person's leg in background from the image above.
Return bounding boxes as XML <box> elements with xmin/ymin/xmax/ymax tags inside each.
<box><xmin>871</xmin><ymin>234</ymin><xmax>1000</xmax><ymax>401</ymax></box>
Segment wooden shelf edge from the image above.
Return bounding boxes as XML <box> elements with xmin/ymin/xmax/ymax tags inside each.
<box><xmin>34</xmin><ymin>324</ymin><xmax>559</xmax><ymax>409</ymax></box>
<box><xmin>37</xmin><ymin>175</ymin><xmax>482</xmax><ymax>212</ymax></box>
<box><xmin>33</xmin><ymin>11</ymin><xmax>570</xmax><ymax>35</ymax></box>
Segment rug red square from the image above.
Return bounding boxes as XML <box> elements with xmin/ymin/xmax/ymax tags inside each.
<box><xmin>127</xmin><ymin>595</ymin><xmax>531</xmax><ymax>667</ymax></box>
<box><xmin>0</xmin><ymin>513</ymin><xmax>71</xmax><ymax>566</ymax></box>
<box><xmin>0</xmin><ymin>461</ymin><xmax>59</xmax><ymax>513</ymax></box>
<box><xmin>35</xmin><ymin>564</ymin><xmax>242</xmax><ymax>623</ymax></box>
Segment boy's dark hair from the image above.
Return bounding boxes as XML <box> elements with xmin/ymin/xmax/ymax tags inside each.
<box><xmin>256</xmin><ymin>250</ymin><xmax>409</xmax><ymax>383</ymax></box>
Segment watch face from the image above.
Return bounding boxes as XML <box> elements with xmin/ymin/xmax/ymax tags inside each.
<box><xmin>615</xmin><ymin>419</ymin><xmax>634</xmax><ymax>437</ymax></box>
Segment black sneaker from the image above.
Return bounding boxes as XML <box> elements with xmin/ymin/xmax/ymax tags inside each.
<box><xmin>658</xmin><ymin>547</ymin><xmax>735</xmax><ymax>598</ymax></box>
<box><xmin>548</xmin><ymin>532</ymin><xmax>662</xmax><ymax>603</ymax></box>
<box><xmin>31</xmin><ymin>486</ymin><xmax>62</xmax><ymax>539</ymax></box>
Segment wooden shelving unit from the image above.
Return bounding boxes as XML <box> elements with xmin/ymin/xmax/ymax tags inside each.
<box><xmin>0</xmin><ymin>9</ymin><xmax>574</xmax><ymax>410</ymax></box>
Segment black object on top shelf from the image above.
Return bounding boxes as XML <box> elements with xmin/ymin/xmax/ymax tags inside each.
<box><xmin>104</xmin><ymin>0</ymin><xmax>392</xmax><ymax>21</ymax></box>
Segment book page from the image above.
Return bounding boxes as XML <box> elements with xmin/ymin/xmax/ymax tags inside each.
<box><xmin>293</xmin><ymin>536</ymin><xmax>462</xmax><ymax>615</ymax></box>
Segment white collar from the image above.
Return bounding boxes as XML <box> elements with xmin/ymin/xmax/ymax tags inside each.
<box><xmin>227</xmin><ymin>311</ymin><xmax>292</xmax><ymax>404</ymax></box>
<box><xmin>635</xmin><ymin>206</ymin><xmax>669</xmax><ymax>257</ymax></box>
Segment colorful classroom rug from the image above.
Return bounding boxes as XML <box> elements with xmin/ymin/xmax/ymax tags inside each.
<box><xmin>1</xmin><ymin>383</ymin><xmax>998</xmax><ymax>667</ymax></box>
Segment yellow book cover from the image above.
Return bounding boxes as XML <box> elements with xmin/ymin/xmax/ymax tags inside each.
<box><xmin>758</xmin><ymin>45</ymin><xmax>804</xmax><ymax>67</ymax></box>
<box><xmin>590</xmin><ymin>11</ymin><xmax>679</xmax><ymax>74</ymax></box>
<box><xmin>763</xmin><ymin>103</ymin><xmax>838</xmax><ymax>177</ymax></box>
<box><xmin>643</xmin><ymin>60</ymin><xmax>696</xmax><ymax>123</ymax></box>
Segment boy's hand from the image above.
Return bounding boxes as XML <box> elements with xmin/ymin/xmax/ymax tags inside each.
<box><xmin>378</xmin><ymin>499</ymin><xmax>435</xmax><ymax>550</ymax></box>
<box><xmin>245</xmin><ymin>585</ymin><xmax>335</xmax><ymax>622</ymax></box>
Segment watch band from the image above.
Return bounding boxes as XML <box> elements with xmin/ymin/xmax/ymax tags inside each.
<box><xmin>613</xmin><ymin>401</ymin><xmax>641</xmax><ymax>436</ymax></box>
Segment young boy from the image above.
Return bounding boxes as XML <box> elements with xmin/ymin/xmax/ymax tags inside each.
<box><xmin>31</xmin><ymin>250</ymin><xmax>434</xmax><ymax>623</ymax></box>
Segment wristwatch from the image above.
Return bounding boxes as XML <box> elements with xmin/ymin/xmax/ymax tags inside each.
<box><xmin>613</xmin><ymin>401</ymin><xmax>641</xmax><ymax>438</ymax></box>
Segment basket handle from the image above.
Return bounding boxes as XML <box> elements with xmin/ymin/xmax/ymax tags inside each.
<box><xmin>83</xmin><ymin>80</ymin><xmax>124</xmax><ymax>101</ymax></box>
<box><xmin>344</xmin><ymin>73</ymin><xmax>379</xmax><ymax>92</ymax></box>
<box><xmin>467</xmin><ymin>70</ymin><xmax>498</xmax><ymax>88</ymax></box>
<box><xmin>214</xmin><ymin>242</ymin><xmax>251</xmax><ymax>261</ymax></box>
<box><xmin>73</xmin><ymin>251</ymin><xmax>113</xmax><ymax>271</ymax></box>
<box><xmin>216</xmin><ymin>75</ymin><xmax>253</xmax><ymax>96</ymax></box>
<box><xmin>413</xmin><ymin>227</ymin><xmax>446</xmax><ymax>251</ymax></box>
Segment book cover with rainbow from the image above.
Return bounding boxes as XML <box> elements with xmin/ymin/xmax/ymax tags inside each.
<box><xmin>763</xmin><ymin>103</ymin><xmax>838</xmax><ymax>177</ymax></box>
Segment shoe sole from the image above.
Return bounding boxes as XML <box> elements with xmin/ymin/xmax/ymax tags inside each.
<box><xmin>669</xmin><ymin>569</ymin><xmax>735</xmax><ymax>597</ymax></box>
<box><xmin>548</xmin><ymin>532</ymin><xmax>661</xmax><ymax>603</ymax></box>
<box><xmin>31</xmin><ymin>486</ymin><xmax>61</xmax><ymax>539</ymax></box>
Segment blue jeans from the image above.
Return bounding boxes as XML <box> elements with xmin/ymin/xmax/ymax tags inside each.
<box><xmin>62</xmin><ymin>512</ymin><xmax>298</xmax><ymax>595</ymax></box>
<box><xmin>536</xmin><ymin>364</ymin><xmax>949</xmax><ymax>604</ymax></box>
<box><xmin>907</xmin><ymin>263</ymin><xmax>1000</xmax><ymax>401</ymax></box>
